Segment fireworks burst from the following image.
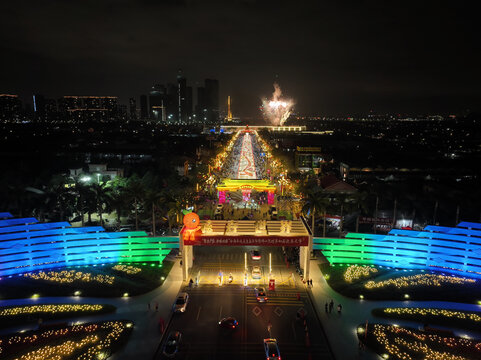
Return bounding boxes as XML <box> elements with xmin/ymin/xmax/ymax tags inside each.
<box><xmin>261</xmin><ymin>83</ymin><xmax>294</xmax><ymax>126</ymax></box>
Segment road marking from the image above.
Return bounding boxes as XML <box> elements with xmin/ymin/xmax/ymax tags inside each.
<box><xmin>252</xmin><ymin>306</ymin><xmax>262</xmax><ymax>316</ymax></box>
<box><xmin>196</xmin><ymin>306</ymin><xmax>202</xmax><ymax>320</ymax></box>
<box><xmin>219</xmin><ymin>305</ymin><xmax>222</xmax><ymax>320</ymax></box>
<box><xmin>274</xmin><ymin>306</ymin><xmax>283</xmax><ymax>317</ymax></box>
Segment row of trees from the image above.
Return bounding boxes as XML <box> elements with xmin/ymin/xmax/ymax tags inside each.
<box><xmin>0</xmin><ymin>167</ymin><xmax>213</xmax><ymax>234</ymax></box>
<box><xmin>297</xmin><ymin>174</ymin><xmax>481</xmax><ymax>237</ymax></box>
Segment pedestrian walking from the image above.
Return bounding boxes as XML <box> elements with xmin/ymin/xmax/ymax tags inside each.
<box><xmin>337</xmin><ymin>304</ymin><xmax>342</xmax><ymax>314</ymax></box>
<box><xmin>155</xmin><ymin>302</ymin><xmax>159</xmax><ymax>312</ymax></box>
<box><xmin>325</xmin><ymin>302</ymin><xmax>328</xmax><ymax>313</ymax></box>
<box><xmin>329</xmin><ymin>300</ymin><xmax>334</xmax><ymax>313</ymax></box>
<box><xmin>180</xmin><ymin>260</ymin><xmax>183</xmax><ymax>267</ymax></box>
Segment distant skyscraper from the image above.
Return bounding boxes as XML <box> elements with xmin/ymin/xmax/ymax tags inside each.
<box><xmin>166</xmin><ymin>83</ymin><xmax>177</xmax><ymax>122</ymax></box>
<box><xmin>177</xmin><ymin>69</ymin><xmax>187</xmax><ymax>123</ymax></box>
<box><xmin>149</xmin><ymin>85</ymin><xmax>164</xmax><ymax>121</ymax></box>
<box><xmin>205</xmin><ymin>79</ymin><xmax>219</xmax><ymax>123</ymax></box>
<box><xmin>186</xmin><ymin>86</ymin><xmax>193</xmax><ymax>121</ymax></box>
<box><xmin>0</xmin><ymin>94</ymin><xmax>21</xmax><ymax>122</ymax></box>
<box><xmin>129</xmin><ymin>97</ymin><xmax>137</xmax><ymax>120</ymax></box>
<box><xmin>33</xmin><ymin>94</ymin><xmax>46</xmax><ymax>121</ymax></box>
<box><xmin>58</xmin><ymin>96</ymin><xmax>117</xmax><ymax>122</ymax></box>
<box><xmin>140</xmin><ymin>95</ymin><xmax>148</xmax><ymax>119</ymax></box>
<box><xmin>196</xmin><ymin>86</ymin><xmax>206</xmax><ymax>122</ymax></box>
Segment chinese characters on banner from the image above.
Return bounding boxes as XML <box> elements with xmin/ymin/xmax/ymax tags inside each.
<box><xmin>183</xmin><ymin>235</ymin><xmax>309</xmax><ymax>246</ymax></box>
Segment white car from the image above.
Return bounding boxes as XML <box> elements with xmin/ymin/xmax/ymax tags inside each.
<box><xmin>252</xmin><ymin>266</ymin><xmax>262</xmax><ymax>279</ymax></box>
<box><xmin>173</xmin><ymin>292</ymin><xmax>189</xmax><ymax>313</ymax></box>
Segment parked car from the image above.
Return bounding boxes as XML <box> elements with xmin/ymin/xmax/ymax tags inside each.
<box><xmin>162</xmin><ymin>331</ymin><xmax>182</xmax><ymax>358</ymax></box>
<box><xmin>263</xmin><ymin>338</ymin><xmax>281</xmax><ymax>360</ymax></box>
<box><xmin>173</xmin><ymin>292</ymin><xmax>189</xmax><ymax>313</ymax></box>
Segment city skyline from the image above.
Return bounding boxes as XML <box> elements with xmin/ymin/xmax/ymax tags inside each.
<box><xmin>1</xmin><ymin>1</ymin><xmax>480</xmax><ymax>117</ymax></box>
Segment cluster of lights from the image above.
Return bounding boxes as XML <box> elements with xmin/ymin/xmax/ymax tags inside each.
<box><xmin>0</xmin><ymin>321</ymin><xmax>132</xmax><ymax>360</ymax></box>
<box><xmin>365</xmin><ymin>274</ymin><xmax>475</xmax><ymax>289</ymax></box>
<box><xmin>344</xmin><ymin>265</ymin><xmax>378</xmax><ymax>283</ymax></box>
<box><xmin>383</xmin><ymin>307</ymin><xmax>481</xmax><ymax>323</ymax></box>
<box><xmin>366</xmin><ymin>323</ymin><xmax>481</xmax><ymax>360</ymax></box>
<box><xmin>0</xmin><ymin>304</ymin><xmax>104</xmax><ymax>317</ymax></box>
<box><xmin>112</xmin><ymin>264</ymin><xmax>141</xmax><ymax>275</ymax></box>
<box><xmin>24</xmin><ymin>270</ymin><xmax>115</xmax><ymax>285</ymax></box>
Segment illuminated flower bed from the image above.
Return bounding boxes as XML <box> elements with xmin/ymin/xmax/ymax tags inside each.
<box><xmin>365</xmin><ymin>274</ymin><xmax>476</xmax><ymax>289</ymax></box>
<box><xmin>344</xmin><ymin>265</ymin><xmax>378</xmax><ymax>283</ymax></box>
<box><xmin>0</xmin><ymin>261</ymin><xmax>174</xmax><ymax>300</ymax></box>
<box><xmin>372</xmin><ymin>307</ymin><xmax>481</xmax><ymax>332</ymax></box>
<box><xmin>0</xmin><ymin>320</ymin><xmax>133</xmax><ymax>360</ymax></box>
<box><xmin>111</xmin><ymin>265</ymin><xmax>142</xmax><ymax>275</ymax></box>
<box><xmin>358</xmin><ymin>323</ymin><xmax>481</xmax><ymax>360</ymax></box>
<box><xmin>0</xmin><ymin>304</ymin><xmax>116</xmax><ymax>329</ymax></box>
<box><xmin>23</xmin><ymin>270</ymin><xmax>115</xmax><ymax>285</ymax></box>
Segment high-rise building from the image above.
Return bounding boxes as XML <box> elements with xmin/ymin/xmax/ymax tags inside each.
<box><xmin>0</xmin><ymin>94</ymin><xmax>21</xmax><ymax>122</ymax></box>
<box><xmin>58</xmin><ymin>96</ymin><xmax>118</xmax><ymax>122</ymax></box>
<box><xmin>33</xmin><ymin>94</ymin><xmax>46</xmax><ymax>121</ymax></box>
<box><xmin>177</xmin><ymin>69</ymin><xmax>187</xmax><ymax>123</ymax></box>
<box><xmin>205</xmin><ymin>79</ymin><xmax>219</xmax><ymax>123</ymax></box>
<box><xmin>149</xmin><ymin>85</ymin><xmax>165</xmax><ymax>122</ymax></box>
<box><xmin>129</xmin><ymin>97</ymin><xmax>137</xmax><ymax>120</ymax></box>
<box><xmin>140</xmin><ymin>95</ymin><xmax>148</xmax><ymax>119</ymax></box>
<box><xmin>186</xmin><ymin>86</ymin><xmax>193</xmax><ymax>122</ymax></box>
<box><xmin>166</xmin><ymin>83</ymin><xmax>177</xmax><ymax>122</ymax></box>
<box><xmin>196</xmin><ymin>86</ymin><xmax>206</xmax><ymax>122</ymax></box>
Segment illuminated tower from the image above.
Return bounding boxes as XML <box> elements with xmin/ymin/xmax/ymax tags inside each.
<box><xmin>227</xmin><ymin>96</ymin><xmax>233</xmax><ymax>121</ymax></box>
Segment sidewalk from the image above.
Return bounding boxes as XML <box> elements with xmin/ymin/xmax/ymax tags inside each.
<box><xmin>0</xmin><ymin>259</ymin><xmax>185</xmax><ymax>359</ymax></box>
<box><xmin>307</xmin><ymin>259</ymin><xmax>481</xmax><ymax>360</ymax></box>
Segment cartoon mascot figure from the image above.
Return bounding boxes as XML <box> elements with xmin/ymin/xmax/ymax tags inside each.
<box><xmin>181</xmin><ymin>210</ymin><xmax>202</xmax><ymax>243</ymax></box>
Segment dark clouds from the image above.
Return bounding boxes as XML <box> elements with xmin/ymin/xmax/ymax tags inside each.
<box><xmin>1</xmin><ymin>0</ymin><xmax>480</xmax><ymax>115</ymax></box>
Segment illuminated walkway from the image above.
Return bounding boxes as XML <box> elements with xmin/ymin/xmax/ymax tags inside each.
<box><xmin>237</xmin><ymin>133</ymin><xmax>257</xmax><ymax>179</ymax></box>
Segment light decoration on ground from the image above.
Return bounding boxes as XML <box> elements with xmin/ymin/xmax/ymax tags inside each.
<box><xmin>0</xmin><ymin>304</ymin><xmax>104</xmax><ymax>317</ymax></box>
<box><xmin>365</xmin><ymin>274</ymin><xmax>475</xmax><ymax>289</ymax></box>
<box><xmin>344</xmin><ymin>265</ymin><xmax>378</xmax><ymax>282</ymax></box>
<box><xmin>111</xmin><ymin>264</ymin><xmax>141</xmax><ymax>275</ymax></box>
<box><xmin>261</xmin><ymin>83</ymin><xmax>294</xmax><ymax>126</ymax></box>
<box><xmin>367</xmin><ymin>323</ymin><xmax>481</xmax><ymax>360</ymax></box>
<box><xmin>23</xmin><ymin>270</ymin><xmax>115</xmax><ymax>285</ymax></box>
<box><xmin>0</xmin><ymin>321</ymin><xmax>131</xmax><ymax>360</ymax></box>
<box><xmin>382</xmin><ymin>307</ymin><xmax>481</xmax><ymax>323</ymax></box>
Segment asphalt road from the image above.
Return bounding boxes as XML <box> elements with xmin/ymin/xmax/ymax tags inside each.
<box><xmin>156</xmin><ymin>247</ymin><xmax>333</xmax><ymax>360</ymax></box>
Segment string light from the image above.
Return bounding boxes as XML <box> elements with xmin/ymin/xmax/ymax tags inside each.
<box><xmin>0</xmin><ymin>304</ymin><xmax>105</xmax><ymax>317</ymax></box>
<box><xmin>112</xmin><ymin>265</ymin><xmax>141</xmax><ymax>275</ymax></box>
<box><xmin>0</xmin><ymin>321</ymin><xmax>132</xmax><ymax>360</ymax></box>
<box><xmin>365</xmin><ymin>274</ymin><xmax>475</xmax><ymax>289</ymax></box>
<box><xmin>382</xmin><ymin>307</ymin><xmax>481</xmax><ymax>323</ymax></box>
<box><xmin>344</xmin><ymin>265</ymin><xmax>378</xmax><ymax>282</ymax></box>
<box><xmin>24</xmin><ymin>270</ymin><xmax>115</xmax><ymax>285</ymax></box>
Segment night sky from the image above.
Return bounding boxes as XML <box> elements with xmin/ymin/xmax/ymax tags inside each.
<box><xmin>1</xmin><ymin>0</ymin><xmax>480</xmax><ymax>116</ymax></box>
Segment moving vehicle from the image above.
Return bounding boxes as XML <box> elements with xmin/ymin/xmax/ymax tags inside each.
<box><xmin>228</xmin><ymin>273</ymin><xmax>233</xmax><ymax>283</ymax></box>
<box><xmin>162</xmin><ymin>331</ymin><xmax>182</xmax><ymax>358</ymax></box>
<box><xmin>173</xmin><ymin>292</ymin><xmax>189</xmax><ymax>313</ymax></box>
<box><xmin>252</xmin><ymin>266</ymin><xmax>262</xmax><ymax>279</ymax></box>
<box><xmin>251</xmin><ymin>250</ymin><xmax>261</xmax><ymax>260</ymax></box>
<box><xmin>263</xmin><ymin>338</ymin><xmax>281</xmax><ymax>360</ymax></box>
<box><xmin>218</xmin><ymin>317</ymin><xmax>239</xmax><ymax>329</ymax></box>
<box><xmin>255</xmin><ymin>287</ymin><xmax>268</xmax><ymax>302</ymax></box>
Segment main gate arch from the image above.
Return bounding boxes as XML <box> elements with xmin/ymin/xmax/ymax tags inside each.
<box><xmin>179</xmin><ymin>217</ymin><xmax>313</xmax><ymax>282</ymax></box>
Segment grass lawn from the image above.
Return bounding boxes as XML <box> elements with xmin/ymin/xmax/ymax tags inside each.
<box><xmin>320</xmin><ymin>263</ymin><xmax>481</xmax><ymax>303</ymax></box>
<box><xmin>0</xmin><ymin>260</ymin><xmax>175</xmax><ymax>300</ymax></box>
<box><xmin>0</xmin><ymin>303</ymin><xmax>116</xmax><ymax>329</ymax></box>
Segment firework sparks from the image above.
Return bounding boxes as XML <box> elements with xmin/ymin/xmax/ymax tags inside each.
<box><xmin>262</xmin><ymin>83</ymin><xmax>294</xmax><ymax>126</ymax></box>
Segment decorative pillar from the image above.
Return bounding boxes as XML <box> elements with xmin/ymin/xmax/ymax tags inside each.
<box><xmin>268</xmin><ymin>191</ymin><xmax>275</xmax><ymax>205</ymax></box>
<box><xmin>218</xmin><ymin>191</ymin><xmax>226</xmax><ymax>204</ymax></box>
